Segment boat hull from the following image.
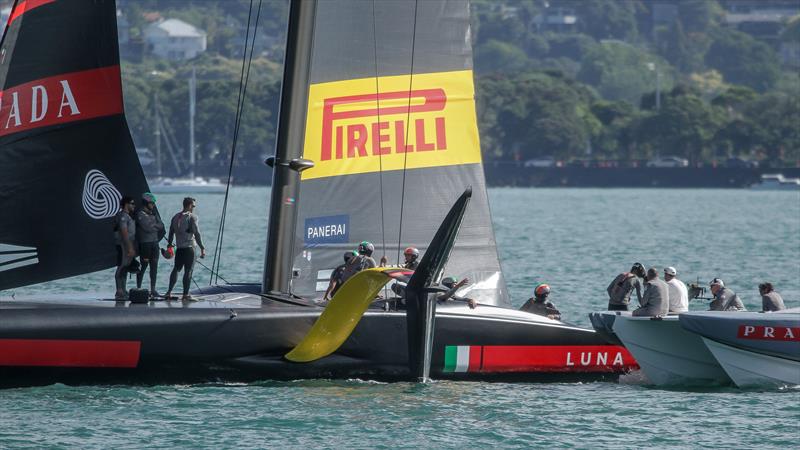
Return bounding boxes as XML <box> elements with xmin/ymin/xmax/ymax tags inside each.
<box><xmin>612</xmin><ymin>315</ymin><xmax>730</xmax><ymax>386</ymax></box>
<box><xmin>701</xmin><ymin>338</ymin><xmax>800</xmax><ymax>388</ymax></box>
<box><xmin>678</xmin><ymin>310</ymin><xmax>800</xmax><ymax>388</ymax></box>
<box><xmin>0</xmin><ymin>293</ymin><xmax>637</xmax><ymax>386</ymax></box>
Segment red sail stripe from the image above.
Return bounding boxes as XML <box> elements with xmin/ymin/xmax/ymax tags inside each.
<box><xmin>478</xmin><ymin>345</ymin><xmax>638</xmax><ymax>373</ymax></box>
<box><xmin>0</xmin><ymin>338</ymin><xmax>140</xmax><ymax>368</ymax></box>
<box><xmin>0</xmin><ymin>65</ymin><xmax>123</xmax><ymax>138</ymax></box>
<box><xmin>8</xmin><ymin>0</ymin><xmax>56</xmax><ymax>24</ymax></box>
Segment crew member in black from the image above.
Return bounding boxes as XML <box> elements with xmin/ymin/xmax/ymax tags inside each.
<box><xmin>135</xmin><ymin>192</ymin><xmax>165</xmax><ymax>298</ymax></box>
<box><xmin>165</xmin><ymin>197</ymin><xmax>205</xmax><ymax>301</ymax></box>
<box><xmin>519</xmin><ymin>283</ymin><xmax>561</xmax><ymax>320</ymax></box>
<box><xmin>113</xmin><ymin>196</ymin><xmax>137</xmax><ymax>300</ymax></box>
<box><xmin>323</xmin><ymin>250</ymin><xmax>358</xmax><ymax>302</ymax></box>
<box><xmin>437</xmin><ymin>277</ymin><xmax>477</xmax><ymax>309</ymax></box>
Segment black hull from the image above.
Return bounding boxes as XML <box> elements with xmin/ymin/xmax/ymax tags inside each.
<box><xmin>0</xmin><ymin>291</ymin><xmax>637</xmax><ymax>387</ymax></box>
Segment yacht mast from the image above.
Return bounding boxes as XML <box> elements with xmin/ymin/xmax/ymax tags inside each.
<box><xmin>154</xmin><ymin>91</ymin><xmax>162</xmax><ymax>176</ymax></box>
<box><xmin>262</xmin><ymin>0</ymin><xmax>317</xmax><ymax>295</ymax></box>
<box><xmin>188</xmin><ymin>67</ymin><xmax>196</xmax><ymax>179</ymax></box>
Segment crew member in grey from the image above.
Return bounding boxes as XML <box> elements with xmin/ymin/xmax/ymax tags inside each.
<box><xmin>664</xmin><ymin>266</ymin><xmax>689</xmax><ymax>313</ymax></box>
<box><xmin>323</xmin><ymin>250</ymin><xmax>358</xmax><ymax>301</ymax></box>
<box><xmin>113</xmin><ymin>196</ymin><xmax>137</xmax><ymax>300</ymax></box>
<box><xmin>340</xmin><ymin>241</ymin><xmax>377</xmax><ymax>284</ymax></box>
<box><xmin>708</xmin><ymin>278</ymin><xmax>746</xmax><ymax>311</ymax></box>
<box><xmin>759</xmin><ymin>282</ymin><xmax>785</xmax><ymax>312</ymax></box>
<box><xmin>607</xmin><ymin>262</ymin><xmax>646</xmax><ymax>311</ymax></box>
<box><xmin>437</xmin><ymin>277</ymin><xmax>477</xmax><ymax>309</ymax></box>
<box><xmin>135</xmin><ymin>192</ymin><xmax>165</xmax><ymax>298</ymax></box>
<box><xmin>519</xmin><ymin>283</ymin><xmax>561</xmax><ymax>320</ymax></box>
<box><xmin>165</xmin><ymin>197</ymin><xmax>205</xmax><ymax>301</ymax></box>
<box><xmin>633</xmin><ymin>267</ymin><xmax>669</xmax><ymax>317</ymax></box>
<box><xmin>402</xmin><ymin>247</ymin><xmax>420</xmax><ymax>270</ymax></box>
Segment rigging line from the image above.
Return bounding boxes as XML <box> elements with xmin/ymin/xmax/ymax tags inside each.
<box><xmin>371</xmin><ymin>0</ymin><xmax>387</xmax><ymax>264</ymax></box>
<box><xmin>210</xmin><ymin>0</ymin><xmax>259</xmax><ymax>285</ymax></box>
<box><xmin>210</xmin><ymin>0</ymin><xmax>253</xmax><ymax>284</ymax></box>
<box><xmin>395</xmin><ymin>0</ymin><xmax>419</xmax><ymax>265</ymax></box>
<box><xmin>372</xmin><ymin>0</ymin><xmax>389</xmax><ymax>300</ymax></box>
<box><xmin>196</xmin><ymin>259</ymin><xmax>231</xmax><ymax>285</ymax></box>
<box><xmin>215</xmin><ymin>0</ymin><xmax>263</xmax><ymax>285</ymax></box>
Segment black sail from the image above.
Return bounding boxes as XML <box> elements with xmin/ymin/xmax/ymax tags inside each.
<box><xmin>292</xmin><ymin>0</ymin><xmax>508</xmax><ymax>306</ymax></box>
<box><xmin>0</xmin><ymin>0</ymin><xmax>149</xmax><ymax>290</ymax></box>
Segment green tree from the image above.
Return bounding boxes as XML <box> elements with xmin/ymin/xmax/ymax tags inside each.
<box><xmin>475</xmin><ymin>40</ymin><xmax>530</xmax><ymax>74</ymax></box>
<box><xmin>559</xmin><ymin>0</ymin><xmax>641</xmax><ymax>41</ymax></box>
<box><xmin>476</xmin><ymin>73</ymin><xmax>599</xmax><ymax>161</ymax></box>
<box><xmin>706</xmin><ymin>28</ymin><xmax>781</xmax><ymax>92</ymax></box>
<box><xmin>578</xmin><ymin>41</ymin><xmax>674</xmax><ymax>103</ymax></box>
<box><xmin>744</xmin><ymin>94</ymin><xmax>800</xmax><ymax>164</ymax></box>
<box><xmin>632</xmin><ymin>93</ymin><xmax>725</xmax><ymax>163</ymax></box>
<box><xmin>589</xmin><ymin>100</ymin><xmax>640</xmax><ymax>158</ymax></box>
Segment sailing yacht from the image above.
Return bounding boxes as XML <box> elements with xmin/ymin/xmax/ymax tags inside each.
<box><xmin>0</xmin><ymin>0</ymin><xmax>636</xmax><ymax>386</ymax></box>
<box><xmin>148</xmin><ymin>68</ymin><xmax>226</xmax><ymax>194</ymax></box>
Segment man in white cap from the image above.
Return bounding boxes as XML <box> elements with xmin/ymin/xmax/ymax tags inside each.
<box><xmin>709</xmin><ymin>278</ymin><xmax>746</xmax><ymax>311</ymax></box>
<box><xmin>664</xmin><ymin>266</ymin><xmax>689</xmax><ymax>313</ymax></box>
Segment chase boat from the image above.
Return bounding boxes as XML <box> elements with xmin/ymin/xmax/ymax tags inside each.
<box><xmin>0</xmin><ymin>0</ymin><xmax>637</xmax><ymax>387</ymax></box>
<box><xmin>679</xmin><ymin>310</ymin><xmax>800</xmax><ymax>388</ymax></box>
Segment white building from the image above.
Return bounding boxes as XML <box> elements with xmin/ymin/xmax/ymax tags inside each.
<box><xmin>144</xmin><ymin>18</ymin><xmax>207</xmax><ymax>61</ymax></box>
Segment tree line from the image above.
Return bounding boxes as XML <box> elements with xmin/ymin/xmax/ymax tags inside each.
<box><xmin>118</xmin><ymin>0</ymin><xmax>800</xmax><ymax>178</ymax></box>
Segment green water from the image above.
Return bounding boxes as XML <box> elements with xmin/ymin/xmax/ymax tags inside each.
<box><xmin>3</xmin><ymin>188</ymin><xmax>799</xmax><ymax>448</ymax></box>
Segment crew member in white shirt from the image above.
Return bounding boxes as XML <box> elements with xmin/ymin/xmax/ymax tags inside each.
<box><xmin>664</xmin><ymin>266</ymin><xmax>689</xmax><ymax>313</ymax></box>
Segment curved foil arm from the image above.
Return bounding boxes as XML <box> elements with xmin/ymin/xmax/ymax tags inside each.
<box><xmin>285</xmin><ymin>267</ymin><xmax>406</xmax><ymax>362</ymax></box>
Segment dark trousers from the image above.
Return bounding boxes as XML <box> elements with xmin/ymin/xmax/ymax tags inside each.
<box><xmin>115</xmin><ymin>244</ymin><xmax>134</xmax><ymax>292</ymax></box>
<box><xmin>168</xmin><ymin>247</ymin><xmax>195</xmax><ymax>296</ymax></box>
<box><xmin>607</xmin><ymin>302</ymin><xmax>629</xmax><ymax>311</ymax></box>
<box><xmin>136</xmin><ymin>242</ymin><xmax>159</xmax><ymax>291</ymax></box>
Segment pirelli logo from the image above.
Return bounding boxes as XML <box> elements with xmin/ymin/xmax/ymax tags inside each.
<box><xmin>302</xmin><ymin>70</ymin><xmax>482</xmax><ymax>180</ymax></box>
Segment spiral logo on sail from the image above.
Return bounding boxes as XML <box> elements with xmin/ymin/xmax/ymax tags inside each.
<box><xmin>82</xmin><ymin>170</ymin><xmax>122</xmax><ymax>219</ymax></box>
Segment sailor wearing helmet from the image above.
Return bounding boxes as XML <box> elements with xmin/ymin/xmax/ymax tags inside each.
<box><xmin>340</xmin><ymin>241</ymin><xmax>377</xmax><ymax>285</ymax></box>
<box><xmin>520</xmin><ymin>283</ymin><xmax>561</xmax><ymax>320</ymax></box>
<box><xmin>401</xmin><ymin>247</ymin><xmax>420</xmax><ymax>270</ymax></box>
<box><xmin>606</xmin><ymin>262</ymin><xmax>646</xmax><ymax>311</ymax></box>
<box><xmin>135</xmin><ymin>192</ymin><xmax>165</xmax><ymax>298</ymax></box>
<box><xmin>709</xmin><ymin>278</ymin><xmax>746</xmax><ymax>311</ymax></box>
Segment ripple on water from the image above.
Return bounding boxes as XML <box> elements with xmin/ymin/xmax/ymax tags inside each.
<box><xmin>2</xmin><ymin>188</ymin><xmax>799</xmax><ymax>448</ymax></box>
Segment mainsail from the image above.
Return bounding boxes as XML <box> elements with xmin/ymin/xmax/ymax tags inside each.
<box><xmin>0</xmin><ymin>0</ymin><xmax>149</xmax><ymax>290</ymax></box>
<box><xmin>291</xmin><ymin>0</ymin><xmax>508</xmax><ymax>306</ymax></box>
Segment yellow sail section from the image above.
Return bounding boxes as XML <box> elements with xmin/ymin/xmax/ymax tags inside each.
<box><xmin>301</xmin><ymin>70</ymin><xmax>482</xmax><ymax>180</ymax></box>
<box><xmin>285</xmin><ymin>268</ymin><xmax>396</xmax><ymax>363</ymax></box>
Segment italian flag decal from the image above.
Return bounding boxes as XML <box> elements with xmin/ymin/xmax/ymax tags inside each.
<box><xmin>444</xmin><ymin>345</ymin><xmax>638</xmax><ymax>373</ymax></box>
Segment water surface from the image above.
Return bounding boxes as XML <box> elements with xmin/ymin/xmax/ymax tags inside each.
<box><xmin>3</xmin><ymin>188</ymin><xmax>799</xmax><ymax>448</ymax></box>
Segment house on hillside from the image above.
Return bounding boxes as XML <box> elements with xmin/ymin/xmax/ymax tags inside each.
<box><xmin>144</xmin><ymin>18</ymin><xmax>207</xmax><ymax>61</ymax></box>
<box><xmin>723</xmin><ymin>0</ymin><xmax>799</xmax><ymax>44</ymax></box>
<box><xmin>532</xmin><ymin>6</ymin><xmax>577</xmax><ymax>33</ymax></box>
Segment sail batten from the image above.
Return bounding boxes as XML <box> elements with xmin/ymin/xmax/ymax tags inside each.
<box><xmin>291</xmin><ymin>0</ymin><xmax>508</xmax><ymax>306</ymax></box>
